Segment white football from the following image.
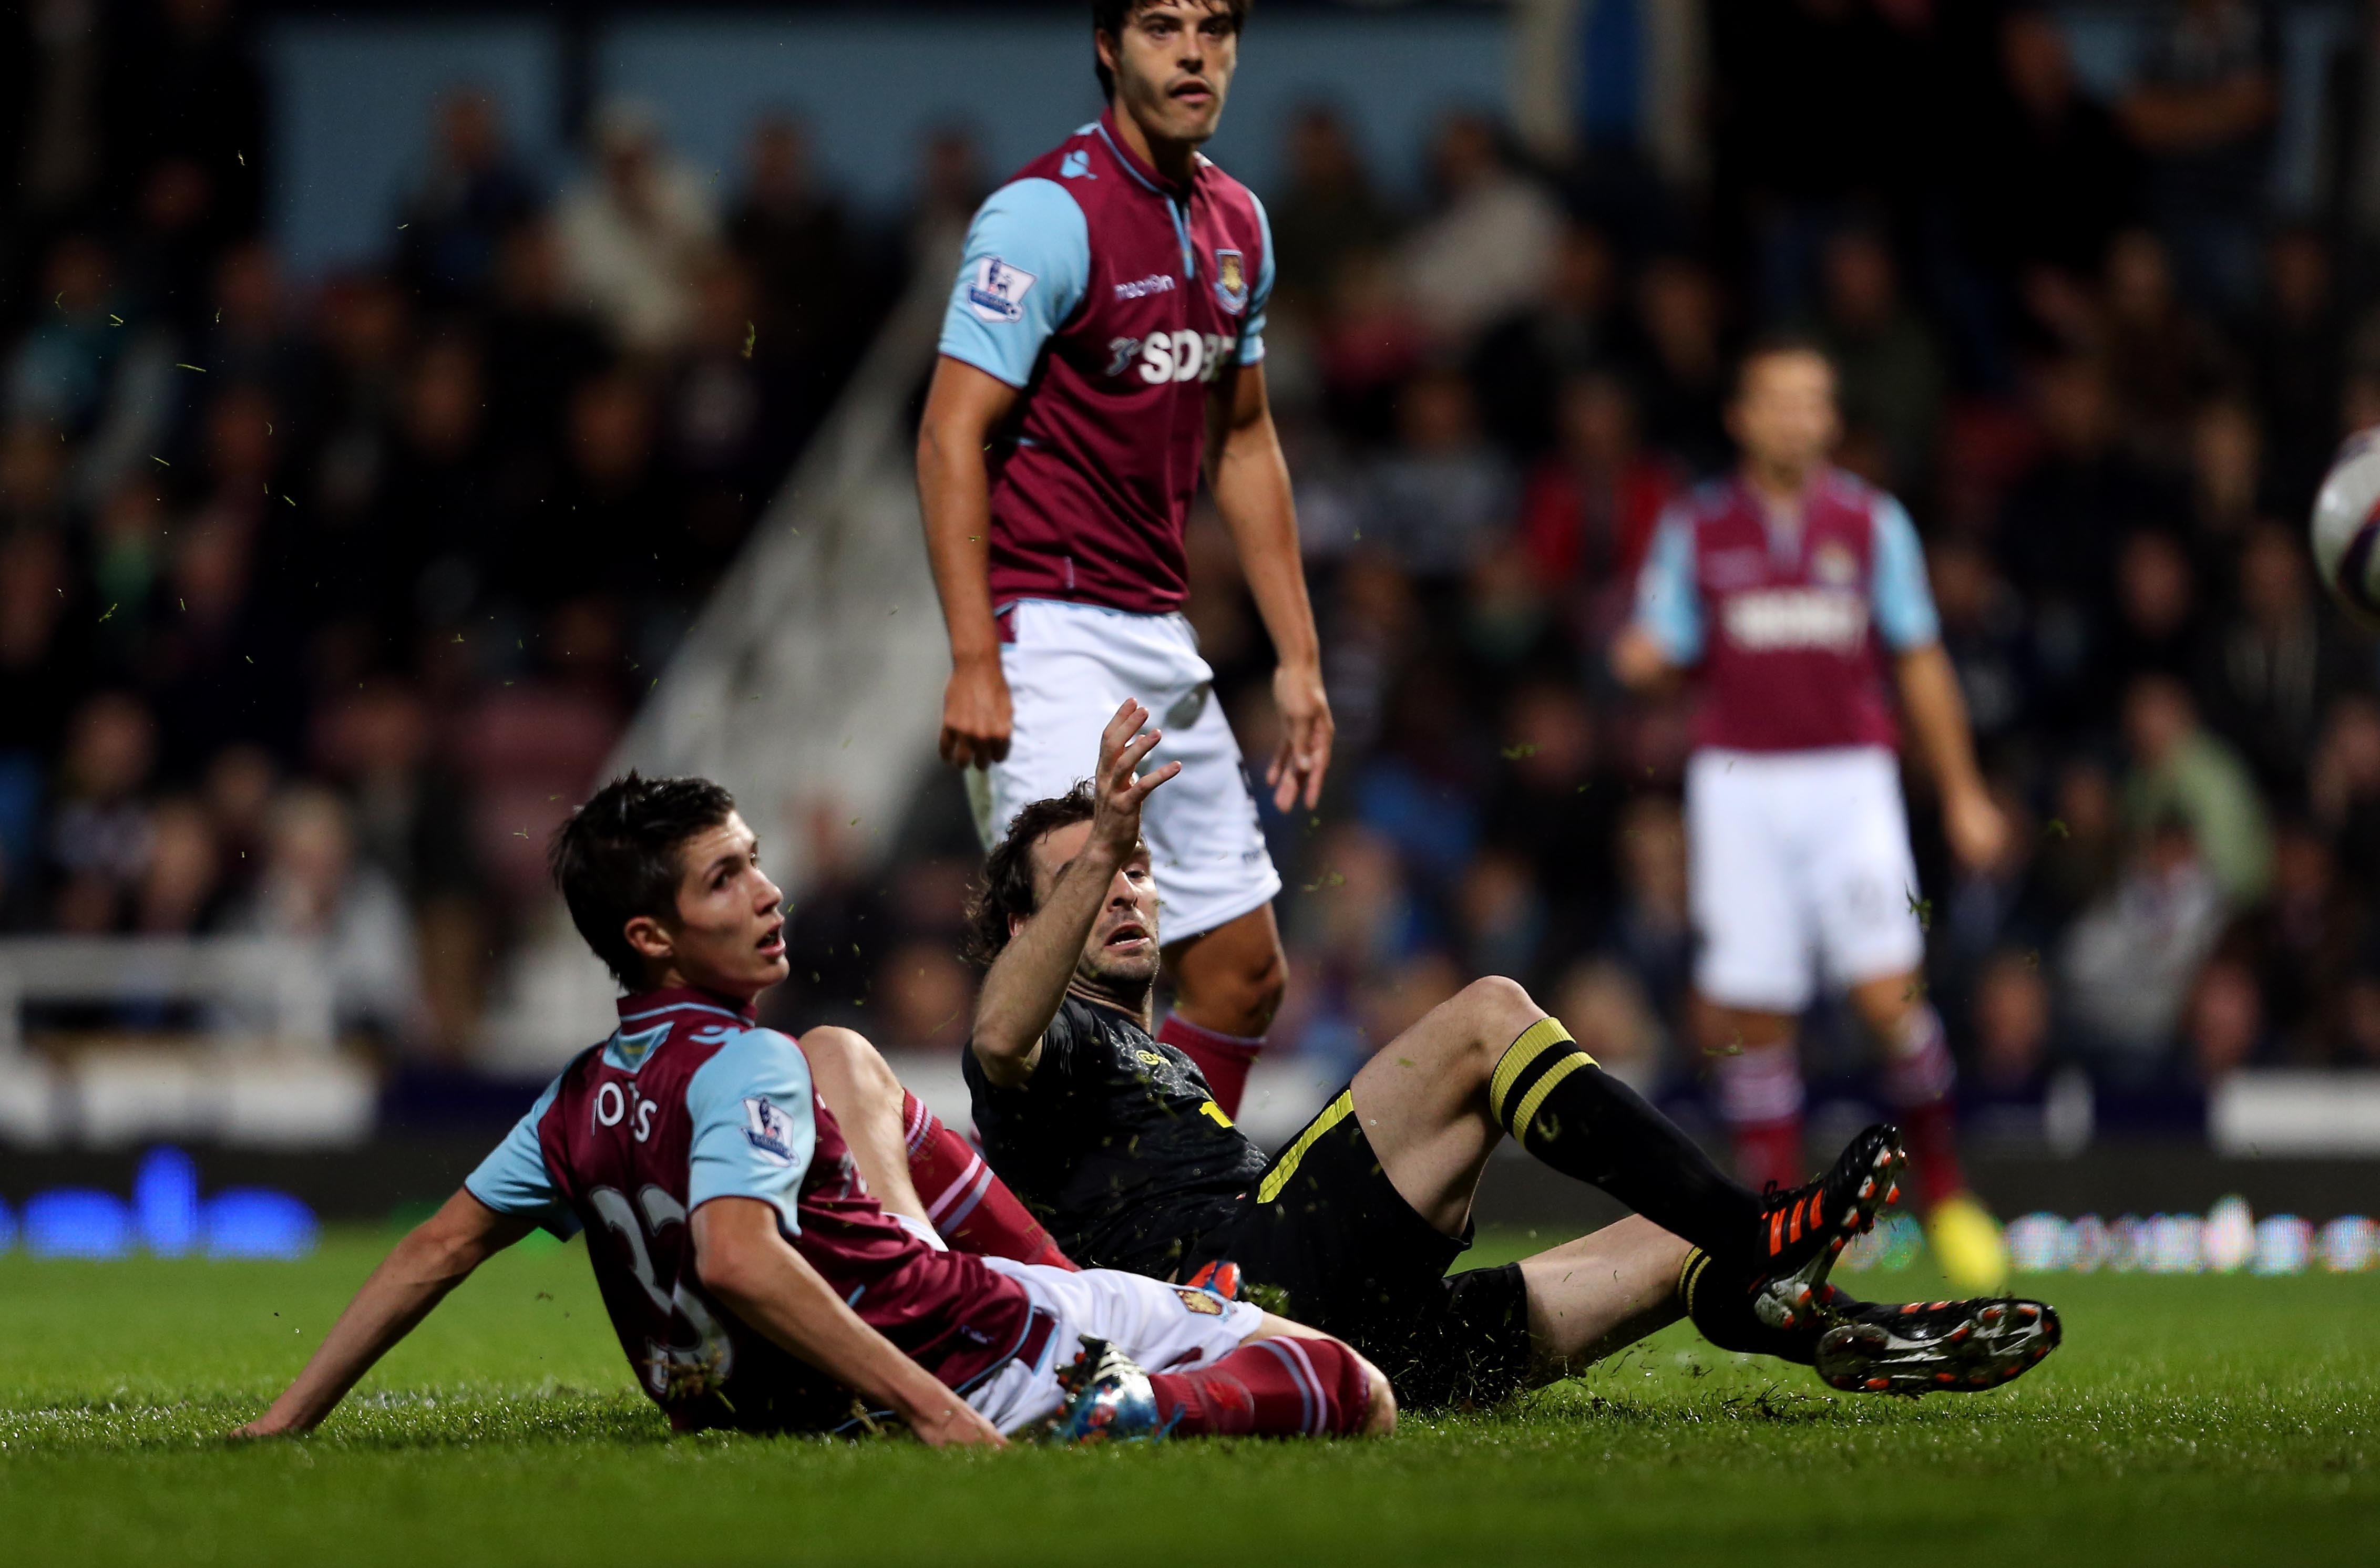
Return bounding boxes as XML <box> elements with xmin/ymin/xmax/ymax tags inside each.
<box><xmin>2312</xmin><ymin>427</ymin><xmax>2380</xmax><ymax>625</ymax></box>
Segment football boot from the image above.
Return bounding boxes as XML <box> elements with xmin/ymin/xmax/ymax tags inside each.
<box><xmin>1815</xmin><ymin>1296</ymin><xmax>2061</xmax><ymax>1395</ymax></box>
<box><xmin>1750</xmin><ymin>1122</ymin><xmax>1906</xmax><ymax>1332</ymax></box>
<box><xmin>1045</xmin><ymin>1337</ymin><xmax>1167</xmax><ymax>1445</ymax></box>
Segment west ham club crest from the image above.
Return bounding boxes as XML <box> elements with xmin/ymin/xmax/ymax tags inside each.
<box><xmin>1213</xmin><ymin>247</ymin><xmax>1248</xmax><ymax>314</ymax></box>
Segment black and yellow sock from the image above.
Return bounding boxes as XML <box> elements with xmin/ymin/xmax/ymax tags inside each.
<box><xmin>1677</xmin><ymin>1247</ymin><xmax>1816</xmax><ymax>1364</ymax></box>
<box><xmin>1491</xmin><ymin>1017</ymin><xmax>1761</xmax><ymax>1258</ymax></box>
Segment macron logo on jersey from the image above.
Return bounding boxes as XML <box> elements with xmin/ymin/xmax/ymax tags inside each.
<box><xmin>742</xmin><ymin>1097</ymin><xmax>801</xmax><ymax>1166</ymax></box>
<box><xmin>968</xmin><ymin>256</ymin><xmax>1037</xmax><ymax>323</ymax></box>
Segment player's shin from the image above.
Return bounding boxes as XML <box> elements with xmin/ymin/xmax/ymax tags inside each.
<box><xmin>1146</xmin><ymin>1336</ymin><xmax>1381</xmax><ymax>1437</ymax></box>
<box><xmin>1712</xmin><ymin>1039</ymin><xmax>1807</xmax><ymax>1191</ymax></box>
<box><xmin>1879</xmin><ymin>1001</ymin><xmax>1964</xmax><ymax>1211</ymax></box>
<box><xmin>900</xmin><ymin>1091</ymin><xmax>1077</xmax><ymax>1270</ymax></box>
<box><xmin>1491</xmin><ymin>1019</ymin><xmax>1762</xmax><ymax>1258</ymax></box>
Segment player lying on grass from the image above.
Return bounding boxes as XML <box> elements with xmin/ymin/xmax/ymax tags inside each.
<box><xmin>233</xmin><ymin>772</ymin><xmax>1396</xmax><ymax>1447</ymax></box>
<box><xmin>803</xmin><ymin>702</ymin><xmax>2062</xmax><ymax>1405</ymax></box>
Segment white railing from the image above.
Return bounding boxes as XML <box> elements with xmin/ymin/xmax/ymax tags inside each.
<box><xmin>0</xmin><ymin>936</ymin><xmax>336</xmax><ymax>1059</ymax></box>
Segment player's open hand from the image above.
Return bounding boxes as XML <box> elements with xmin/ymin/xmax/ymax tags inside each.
<box><xmin>1091</xmin><ymin>699</ymin><xmax>1182</xmax><ymax>857</ymax></box>
<box><xmin>1267</xmin><ymin>663</ymin><xmax>1335</xmax><ymax>812</ymax></box>
<box><xmin>909</xmin><ymin>1398</ymin><xmax>1009</xmax><ymax>1449</ymax></box>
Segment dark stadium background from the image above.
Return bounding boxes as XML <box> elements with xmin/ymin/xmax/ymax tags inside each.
<box><xmin>2</xmin><ymin>0</ymin><xmax>2376</xmax><ymax>1226</ymax></box>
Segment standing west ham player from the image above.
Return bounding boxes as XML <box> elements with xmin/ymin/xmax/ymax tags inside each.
<box><xmin>1612</xmin><ymin>341</ymin><xmax>2013</xmax><ymax>1293</ymax></box>
<box><xmin>917</xmin><ymin>0</ymin><xmax>1327</xmax><ymax>1115</ymax></box>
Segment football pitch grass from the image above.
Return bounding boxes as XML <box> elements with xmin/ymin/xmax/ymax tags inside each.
<box><xmin>2</xmin><ymin>1227</ymin><xmax>2371</xmax><ymax>1566</ymax></box>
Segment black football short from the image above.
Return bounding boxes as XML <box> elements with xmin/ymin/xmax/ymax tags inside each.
<box><xmin>1190</xmin><ymin>1086</ymin><xmax>1533</xmax><ymax>1410</ymax></box>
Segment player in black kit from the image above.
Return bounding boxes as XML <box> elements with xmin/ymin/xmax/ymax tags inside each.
<box><xmin>926</xmin><ymin>700</ymin><xmax>2062</xmax><ymax>1406</ymax></box>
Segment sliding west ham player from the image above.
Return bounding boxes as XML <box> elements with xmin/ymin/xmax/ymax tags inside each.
<box><xmin>918</xmin><ymin>0</ymin><xmax>1327</xmax><ymax>1116</ymax></box>
<box><xmin>233</xmin><ymin>773</ymin><xmax>1391</xmax><ymax>1446</ymax></box>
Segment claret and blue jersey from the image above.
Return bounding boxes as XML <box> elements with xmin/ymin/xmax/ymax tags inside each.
<box><xmin>937</xmin><ymin>108</ymin><xmax>1275</xmax><ymax>617</ymax></box>
<box><xmin>1633</xmin><ymin>468</ymin><xmax>1942</xmax><ymax>754</ymax></box>
<box><xmin>465</xmin><ymin>988</ymin><xmax>1034</xmax><ymax>1435</ymax></box>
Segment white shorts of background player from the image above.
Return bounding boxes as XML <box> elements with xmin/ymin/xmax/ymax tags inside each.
<box><xmin>966</xmin><ymin>1257</ymin><xmax>1270</xmax><ymax>1434</ymax></box>
<box><xmin>967</xmin><ymin>597</ymin><xmax>1281</xmax><ymax>944</ymax></box>
<box><xmin>1686</xmin><ymin>746</ymin><xmax>1926</xmax><ymax>1015</ymax></box>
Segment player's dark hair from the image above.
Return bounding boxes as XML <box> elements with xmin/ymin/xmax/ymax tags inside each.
<box><xmin>1093</xmin><ymin>0</ymin><xmax>1251</xmax><ymax>99</ymax></box>
<box><xmin>962</xmin><ymin>781</ymin><xmax>1098</xmax><ymax>968</ymax></box>
<box><xmin>1731</xmin><ymin>332</ymin><xmax>1835</xmax><ymax>400</ymax></box>
<box><xmin>550</xmin><ymin>771</ymin><xmax>740</xmax><ymax>984</ymax></box>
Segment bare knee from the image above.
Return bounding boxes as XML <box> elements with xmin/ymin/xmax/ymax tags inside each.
<box><xmin>1172</xmin><ymin>933</ymin><xmax>1287</xmax><ymax>1037</ymax></box>
<box><xmin>798</xmin><ymin>1026</ymin><xmax>902</xmax><ymax>1117</ymax></box>
<box><xmin>1458</xmin><ymin>975</ymin><xmax>1543</xmax><ymax>1059</ymax></box>
<box><xmin>1358</xmin><ymin>1358</ymin><xmax>1398</xmax><ymax>1435</ymax></box>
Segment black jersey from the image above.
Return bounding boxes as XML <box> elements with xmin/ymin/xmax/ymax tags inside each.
<box><xmin>965</xmin><ymin>994</ymin><xmax>1268</xmax><ymax>1277</ymax></box>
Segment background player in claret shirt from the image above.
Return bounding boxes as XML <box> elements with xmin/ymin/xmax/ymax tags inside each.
<box><xmin>232</xmin><ymin>774</ymin><xmax>1393</xmax><ymax>1446</ymax></box>
<box><xmin>917</xmin><ymin>0</ymin><xmax>1328</xmax><ymax>1116</ymax></box>
<box><xmin>1612</xmin><ymin>341</ymin><xmax>2012</xmax><ymax>1294</ymax></box>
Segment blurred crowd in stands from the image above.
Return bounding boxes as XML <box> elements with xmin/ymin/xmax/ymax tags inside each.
<box><xmin>11</xmin><ymin>1</ymin><xmax>2380</xmax><ymax>1129</ymax></box>
<box><xmin>0</xmin><ymin>0</ymin><xmax>942</xmax><ymax>1056</ymax></box>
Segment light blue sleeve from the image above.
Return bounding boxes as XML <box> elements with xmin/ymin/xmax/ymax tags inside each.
<box><xmin>1633</xmin><ymin>510</ymin><xmax>1704</xmax><ymax>664</ymax></box>
<box><xmin>937</xmin><ymin>178</ymin><xmax>1092</xmax><ymax>389</ymax></box>
<box><xmin>1870</xmin><ymin>496</ymin><xmax>1941</xmax><ymax>651</ymax></box>
<box><xmin>1239</xmin><ymin>191</ymin><xmax>1276</xmax><ymax>366</ymax></box>
<box><xmin>464</xmin><ymin>1074</ymin><xmax>579</xmax><ymax>1238</ymax></box>
<box><xmin>685</xmin><ymin>1028</ymin><xmax>817</xmax><ymax>1234</ymax></box>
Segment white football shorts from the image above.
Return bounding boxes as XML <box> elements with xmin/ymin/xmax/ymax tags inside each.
<box><xmin>965</xmin><ymin>1258</ymin><xmax>1266</xmax><ymax>1435</ymax></box>
<box><xmin>1686</xmin><ymin>746</ymin><xmax>1926</xmax><ymax>1014</ymax></box>
<box><xmin>969</xmin><ymin>597</ymin><xmax>1282</xmax><ymax>944</ymax></box>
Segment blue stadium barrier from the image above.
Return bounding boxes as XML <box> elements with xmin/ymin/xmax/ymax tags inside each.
<box><xmin>25</xmin><ymin>1190</ymin><xmax>136</xmax><ymax>1259</ymax></box>
<box><xmin>202</xmin><ymin>1191</ymin><xmax>321</xmax><ymax>1261</ymax></box>
<box><xmin>4</xmin><ymin>1147</ymin><xmax>319</xmax><ymax>1261</ymax></box>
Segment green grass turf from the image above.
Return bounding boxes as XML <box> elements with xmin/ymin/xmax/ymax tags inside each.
<box><xmin>1</xmin><ymin>1227</ymin><xmax>2371</xmax><ymax>1567</ymax></box>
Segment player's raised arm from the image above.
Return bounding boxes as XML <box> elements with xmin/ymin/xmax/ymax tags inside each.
<box><xmin>688</xmin><ymin>1197</ymin><xmax>1003</xmax><ymax>1448</ymax></box>
<box><xmin>1207</xmin><ymin>359</ymin><xmax>1332</xmax><ymax>811</ymax></box>
<box><xmin>232</xmin><ymin>1189</ymin><xmax>536</xmax><ymax>1438</ymax></box>
<box><xmin>970</xmin><ymin>700</ymin><xmax>1179</xmax><ymax>1084</ymax></box>
<box><xmin>918</xmin><ymin>358</ymin><xmax>1024</xmax><ymax>770</ymax></box>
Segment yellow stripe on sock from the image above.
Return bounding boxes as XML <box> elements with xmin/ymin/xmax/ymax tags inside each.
<box><xmin>1679</xmin><ymin>1248</ymin><xmax>1709</xmax><ymax>1314</ymax></box>
<box><xmin>1257</xmin><ymin>1090</ymin><xmax>1355</xmax><ymax>1204</ymax></box>
<box><xmin>1488</xmin><ymin>1017</ymin><xmax>1575</xmax><ymax>1124</ymax></box>
<box><xmin>1509</xmin><ymin>1050</ymin><xmax>1593</xmax><ymax>1143</ymax></box>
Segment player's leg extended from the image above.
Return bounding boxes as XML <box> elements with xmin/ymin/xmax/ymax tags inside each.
<box><xmin>1349</xmin><ymin>976</ymin><xmax>1899</xmax><ymax>1321</ymax></box>
<box><xmin>1348</xmin><ymin>976</ymin><xmax>1759</xmax><ymax>1251</ymax></box>
<box><xmin>799</xmin><ymin>1028</ymin><xmax>930</xmax><ymax>1221</ymax></box>
<box><xmin>1515</xmin><ymin>1215</ymin><xmax>1689</xmax><ymax>1380</ymax></box>
<box><xmin>1687</xmin><ymin>750</ymin><xmax>1813</xmax><ymax>1191</ymax></box>
<box><xmin>799</xmin><ymin>1027</ymin><xmax>1074</xmax><ymax>1269</ymax></box>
